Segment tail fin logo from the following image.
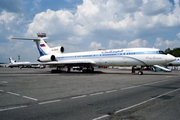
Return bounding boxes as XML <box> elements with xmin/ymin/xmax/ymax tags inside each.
<box><xmin>40</xmin><ymin>44</ymin><xmax>46</xmax><ymax>47</ymax></box>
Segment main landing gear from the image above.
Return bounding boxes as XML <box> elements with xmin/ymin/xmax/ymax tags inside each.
<box><xmin>51</xmin><ymin>66</ymin><xmax>95</xmax><ymax>73</ymax></box>
<box><xmin>51</xmin><ymin>66</ymin><xmax>71</xmax><ymax>73</ymax></box>
<box><xmin>132</xmin><ymin>66</ymin><xmax>144</xmax><ymax>75</ymax></box>
<box><xmin>82</xmin><ymin>66</ymin><xmax>94</xmax><ymax>73</ymax></box>
<box><xmin>51</xmin><ymin>66</ymin><xmax>62</xmax><ymax>73</ymax></box>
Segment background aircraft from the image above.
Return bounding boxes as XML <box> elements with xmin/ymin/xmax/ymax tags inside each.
<box><xmin>164</xmin><ymin>57</ymin><xmax>180</xmax><ymax>66</ymax></box>
<box><xmin>9</xmin><ymin>57</ymin><xmax>31</xmax><ymax>68</ymax></box>
<box><xmin>8</xmin><ymin>57</ymin><xmax>43</xmax><ymax>69</ymax></box>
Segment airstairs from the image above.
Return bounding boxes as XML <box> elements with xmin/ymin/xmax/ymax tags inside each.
<box><xmin>152</xmin><ymin>65</ymin><xmax>171</xmax><ymax>72</ymax></box>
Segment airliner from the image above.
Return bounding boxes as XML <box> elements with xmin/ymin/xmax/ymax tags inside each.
<box><xmin>9</xmin><ymin>57</ymin><xmax>31</xmax><ymax>68</ymax></box>
<box><xmin>9</xmin><ymin>57</ymin><xmax>43</xmax><ymax>69</ymax></box>
<box><xmin>11</xmin><ymin>36</ymin><xmax>175</xmax><ymax>75</ymax></box>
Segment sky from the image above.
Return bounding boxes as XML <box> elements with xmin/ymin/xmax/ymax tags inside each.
<box><xmin>0</xmin><ymin>0</ymin><xmax>180</xmax><ymax>63</ymax></box>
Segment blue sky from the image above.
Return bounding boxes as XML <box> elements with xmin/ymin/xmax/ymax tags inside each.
<box><xmin>0</xmin><ymin>0</ymin><xmax>180</xmax><ymax>63</ymax></box>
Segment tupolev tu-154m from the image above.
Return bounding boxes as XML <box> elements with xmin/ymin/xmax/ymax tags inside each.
<box><xmin>11</xmin><ymin>34</ymin><xmax>175</xmax><ymax>75</ymax></box>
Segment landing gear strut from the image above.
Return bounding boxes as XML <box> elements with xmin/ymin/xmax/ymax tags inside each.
<box><xmin>66</xmin><ymin>67</ymin><xmax>71</xmax><ymax>73</ymax></box>
<box><xmin>51</xmin><ymin>66</ymin><xmax>62</xmax><ymax>73</ymax></box>
<box><xmin>138</xmin><ymin>66</ymin><xmax>143</xmax><ymax>75</ymax></box>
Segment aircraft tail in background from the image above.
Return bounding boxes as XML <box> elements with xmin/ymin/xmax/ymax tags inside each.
<box><xmin>9</xmin><ymin>57</ymin><xmax>16</xmax><ymax>64</ymax></box>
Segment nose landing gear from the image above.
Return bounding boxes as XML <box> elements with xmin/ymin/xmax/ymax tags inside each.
<box><xmin>138</xmin><ymin>66</ymin><xmax>143</xmax><ymax>75</ymax></box>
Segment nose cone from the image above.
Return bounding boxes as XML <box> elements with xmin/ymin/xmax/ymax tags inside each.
<box><xmin>167</xmin><ymin>54</ymin><xmax>176</xmax><ymax>63</ymax></box>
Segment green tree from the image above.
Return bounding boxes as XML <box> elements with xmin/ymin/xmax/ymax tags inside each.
<box><xmin>165</xmin><ymin>48</ymin><xmax>172</xmax><ymax>54</ymax></box>
<box><xmin>165</xmin><ymin>47</ymin><xmax>180</xmax><ymax>57</ymax></box>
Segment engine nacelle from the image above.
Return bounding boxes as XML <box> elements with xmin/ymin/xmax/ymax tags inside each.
<box><xmin>51</xmin><ymin>46</ymin><xmax>64</xmax><ymax>53</ymax></box>
<box><xmin>38</xmin><ymin>55</ymin><xmax>56</xmax><ymax>62</ymax></box>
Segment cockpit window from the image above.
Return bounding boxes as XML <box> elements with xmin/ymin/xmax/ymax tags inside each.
<box><xmin>157</xmin><ymin>50</ymin><xmax>167</xmax><ymax>55</ymax></box>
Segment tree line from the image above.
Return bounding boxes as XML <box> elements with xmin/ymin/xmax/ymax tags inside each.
<box><xmin>165</xmin><ymin>47</ymin><xmax>180</xmax><ymax>57</ymax></box>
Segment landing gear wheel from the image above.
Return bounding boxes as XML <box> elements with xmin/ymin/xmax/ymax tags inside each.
<box><xmin>138</xmin><ymin>71</ymin><xmax>143</xmax><ymax>75</ymax></box>
<box><xmin>82</xmin><ymin>66</ymin><xmax>94</xmax><ymax>73</ymax></box>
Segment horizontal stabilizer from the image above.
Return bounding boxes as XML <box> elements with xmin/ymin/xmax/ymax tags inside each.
<box><xmin>11</xmin><ymin>37</ymin><xmax>48</xmax><ymax>41</ymax></box>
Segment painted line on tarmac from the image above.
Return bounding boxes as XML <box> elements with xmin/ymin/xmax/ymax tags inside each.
<box><xmin>23</xmin><ymin>96</ymin><xmax>38</xmax><ymax>101</ymax></box>
<box><xmin>39</xmin><ymin>99</ymin><xmax>61</xmax><ymax>105</ymax></box>
<box><xmin>90</xmin><ymin>92</ymin><xmax>104</xmax><ymax>96</ymax></box>
<box><xmin>143</xmin><ymin>80</ymin><xmax>170</xmax><ymax>86</ymax></box>
<box><xmin>105</xmin><ymin>90</ymin><xmax>117</xmax><ymax>93</ymax></box>
<box><xmin>0</xmin><ymin>81</ymin><xmax>8</xmax><ymax>84</ymax></box>
<box><xmin>71</xmin><ymin>95</ymin><xmax>87</xmax><ymax>99</ymax></box>
<box><xmin>115</xmin><ymin>87</ymin><xmax>180</xmax><ymax>114</ymax></box>
<box><xmin>7</xmin><ymin>91</ymin><xmax>20</xmax><ymax>96</ymax></box>
<box><xmin>93</xmin><ymin>88</ymin><xmax>180</xmax><ymax>120</ymax></box>
<box><xmin>121</xmin><ymin>85</ymin><xmax>141</xmax><ymax>90</ymax></box>
<box><xmin>6</xmin><ymin>91</ymin><xmax>38</xmax><ymax>101</ymax></box>
<box><xmin>0</xmin><ymin>105</ymin><xmax>27</xmax><ymax>112</ymax></box>
<box><xmin>0</xmin><ymin>90</ymin><xmax>4</xmax><ymax>92</ymax></box>
<box><xmin>92</xmin><ymin>115</ymin><xmax>110</xmax><ymax>120</ymax></box>
<box><xmin>121</xmin><ymin>80</ymin><xmax>170</xmax><ymax>90</ymax></box>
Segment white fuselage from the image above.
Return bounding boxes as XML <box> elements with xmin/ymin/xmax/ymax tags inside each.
<box><xmin>48</xmin><ymin>48</ymin><xmax>175</xmax><ymax>66</ymax></box>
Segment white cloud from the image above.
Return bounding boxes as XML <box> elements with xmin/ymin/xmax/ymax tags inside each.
<box><xmin>108</xmin><ymin>40</ymin><xmax>127</xmax><ymax>48</ymax></box>
<box><xmin>177</xmin><ymin>32</ymin><xmax>180</xmax><ymax>39</ymax></box>
<box><xmin>67</xmin><ymin>36</ymin><xmax>82</xmax><ymax>44</ymax></box>
<box><xmin>142</xmin><ymin>0</ymin><xmax>172</xmax><ymax>16</ymax></box>
<box><xmin>0</xmin><ymin>10</ymin><xmax>21</xmax><ymax>28</ymax></box>
<box><xmin>128</xmin><ymin>39</ymin><xmax>148</xmax><ymax>48</ymax></box>
<box><xmin>155</xmin><ymin>37</ymin><xmax>180</xmax><ymax>49</ymax></box>
<box><xmin>26</xmin><ymin>0</ymin><xmax>180</xmax><ymax>41</ymax></box>
<box><xmin>89</xmin><ymin>42</ymin><xmax>104</xmax><ymax>50</ymax></box>
<box><xmin>108</xmin><ymin>39</ymin><xmax>148</xmax><ymax>49</ymax></box>
<box><xmin>154</xmin><ymin>37</ymin><xmax>164</xmax><ymax>47</ymax></box>
<box><xmin>26</xmin><ymin>9</ymin><xmax>88</xmax><ymax>38</ymax></box>
<box><xmin>0</xmin><ymin>10</ymin><xmax>23</xmax><ymax>42</ymax></box>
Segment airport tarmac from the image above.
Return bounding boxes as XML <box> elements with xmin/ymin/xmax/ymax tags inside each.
<box><xmin>0</xmin><ymin>67</ymin><xmax>180</xmax><ymax>120</ymax></box>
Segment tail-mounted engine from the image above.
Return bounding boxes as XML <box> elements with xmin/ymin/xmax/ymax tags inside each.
<box><xmin>51</xmin><ymin>46</ymin><xmax>64</xmax><ymax>53</ymax></box>
<box><xmin>38</xmin><ymin>55</ymin><xmax>56</xmax><ymax>62</ymax></box>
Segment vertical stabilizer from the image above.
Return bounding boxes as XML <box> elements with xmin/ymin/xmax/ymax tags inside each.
<box><xmin>9</xmin><ymin>57</ymin><xmax>16</xmax><ymax>64</ymax></box>
<box><xmin>34</xmin><ymin>38</ymin><xmax>52</xmax><ymax>56</ymax></box>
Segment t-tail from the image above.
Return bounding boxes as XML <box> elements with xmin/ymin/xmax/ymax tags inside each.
<box><xmin>11</xmin><ymin>34</ymin><xmax>64</xmax><ymax>62</ymax></box>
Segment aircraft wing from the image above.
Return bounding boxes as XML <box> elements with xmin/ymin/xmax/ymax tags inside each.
<box><xmin>38</xmin><ymin>59</ymin><xmax>96</xmax><ymax>67</ymax></box>
<box><xmin>9</xmin><ymin>60</ymin><xmax>95</xmax><ymax>67</ymax></box>
<box><xmin>9</xmin><ymin>62</ymin><xmax>41</xmax><ymax>67</ymax></box>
